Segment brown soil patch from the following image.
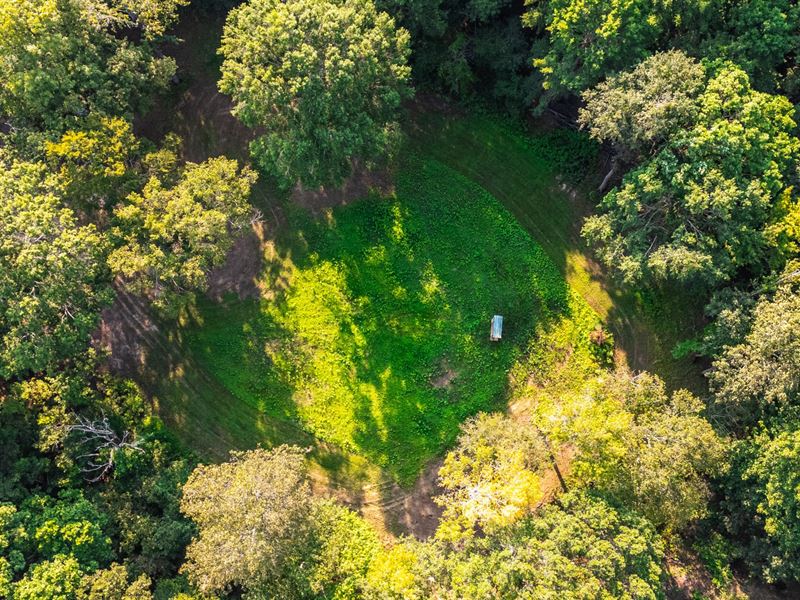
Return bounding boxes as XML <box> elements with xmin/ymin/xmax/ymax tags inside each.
<box><xmin>291</xmin><ymin>160</ymin><xmax>394</xmax><ymax>215</ymax></box>
<box><xmin>430</xmin><ymin>358</ymin><xmax>458</xmax><ymax>390</ymax></box>
<box><xmin>206</xmin><ymin>222</ymin><xmax>266</xmax><ymax>301</ymax></box>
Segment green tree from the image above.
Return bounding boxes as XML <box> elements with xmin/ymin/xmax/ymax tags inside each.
<box><xmin>583</xmin><ymin>64</ymin><xmax>800</xmax><ymax>286</ymax></box>
<box><xmin>579</xmin><ymin>50</ymin><xmax>705</xmax><ymax>162</ymax></box>
<box><xmin>13</xmin><ymin>555</ymin><xmax>85</xmax><ymax>600</ymax></box>
<box><xmin>108</xmin><ymin>156</ymin><xmax>256</xmax><ymax>315</ymax></box>
<box><xmin>539</xmin><ymin>369</ymin><xmax>724</xmax><ymax>531</ymax></box>
<box><xmin>180</xmin><ymin>446</ymin><xmax>314</xmax><ymax>596</ymax></box>
<box><xmin>218</xmin><ymin>0</ymin><xmax>412</xmax><ymax>188</ymax></box>
<box><xmin>436</xmin><ymin>412</ymin><xmax>549</xmax><ymax>540</ymax></box>
<box><xmin>710</xmin><ymin>271</ymin><xmax>800</xmax><ymax>423</ymax></box>
<box><xmin>722</xmin><ymin>424</ymin><xmax>800</xmax><ymax>583</ymax></box>
<box><xmin>78</xmin><ymin>563</ymin><xmax>153</xmax><ymax>600</ymax></box>
<box><xmin>16</xmin><ymin>490</ymin><xmax>113</xmax><ymax>571</ymax></box>
<box><xmin>87</xmin><ymin>0</ymin><xmax>189</xmax><ymax>39</ymax></box>
<box><xmin>523</xmin><ymin>0</ymin><xmax>662</xmax><ymax>100</ymax></box>
<box><xmin>302</xmin><ymin>501</ymin><xmax>380</xmax><ymax>599</ymax></box>
<box><xmin>0</xmin><ymin>154</ymin><xmax>112</xmax><ymax>379</ymax></box>
<box><xmin>366</xmin><ymin>491</ymin><xmax>665</xmax><ymax>599</ymax></box>
<box><xmin>45</xmin><ymin>117</ymin><xmax>141</xmax><ymax>209</ymax></box>
<box><xmin>706</xmin><ymin>0</ymin><xmax>800</xmax><ymax>88</ymax></box>
<box><xmin>0</xmin><ymin>0</ymin><xmax>176</xmax><ymax>133</ymax></box>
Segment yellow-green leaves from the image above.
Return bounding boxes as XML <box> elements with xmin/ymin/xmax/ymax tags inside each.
<box><xmin>0</xmin><ymin>154</ymin><xmax>112</xmax><ymax>378</ymax></box>
<box><xmin>109</xmin><ymin>156</ymin><xmax>257</xmax><ymax>315</ymax></box>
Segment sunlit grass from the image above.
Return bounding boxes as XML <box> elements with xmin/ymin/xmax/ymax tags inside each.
<box><xmin>183</xmin><ymin>156</ymin><xmax>601</xmax><ymax>483</ymax></box>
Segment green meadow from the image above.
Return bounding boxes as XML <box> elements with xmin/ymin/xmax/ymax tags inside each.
<box><xmin>182</xmin><ymin>155</ymin><xmax>601</xmax><ymax>483</ymax></box>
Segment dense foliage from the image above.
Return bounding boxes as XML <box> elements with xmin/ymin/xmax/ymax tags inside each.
<box><xmin>0</xmin><ymin>0</ymin><xmax>176</xmax><ymax>134</ymax></box>
<box><xmin>583</xmin><ymin>60</ymin><xmax>800</xmax><ymax>286</ymax></box>
<box><xmin>2</xmin><ymin>0</ymin><xmax>800</xmax><ymax>595</ymax></box>
<box><xmin>219</xmin><ymin>0</ymin><xmax>412</xmax><ymax>188</ymax></box>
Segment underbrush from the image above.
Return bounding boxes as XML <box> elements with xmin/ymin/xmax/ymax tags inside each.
<box><xmin>184</xmin><ymin>157</ymin><xmax>601</xmax><ymax>483</ymax></box>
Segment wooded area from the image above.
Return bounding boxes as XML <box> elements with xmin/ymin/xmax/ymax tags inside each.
<box><xmin>0</xmin><ymin>0</ymin><xmax>799</xmax><ymax>598</ymax></box>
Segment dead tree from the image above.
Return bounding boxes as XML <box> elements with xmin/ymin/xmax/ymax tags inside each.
<box><xmin>67</xmin><ymin>413</ymin><xmax>143</xmax><ymax>482</ymax></box>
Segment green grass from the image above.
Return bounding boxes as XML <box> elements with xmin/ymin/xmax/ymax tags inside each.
<box><xmin>409</xmin><ymin>112</ymin><xmax>706</xmax><ymax>392</ymax></box>
<box><xmin>182</xmin><ymin>156</ymin><xmax>601</xmax><ymax>483</ymax></box>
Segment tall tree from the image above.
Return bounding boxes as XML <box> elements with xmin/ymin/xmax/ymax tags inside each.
<box><xmin>366</xmin><ymin>491</ymin><xmax>665</xmax><ymax>599</ymax></box>
<box><xmin>0</xmin><ymin>0</ymin><xmax>176</xmax><ymax>133</ymax></box>
<box><xmin>523</xmin><ymin>0</ymin><xmax>662</xmax><ymax>101</ymax></box>
<box><xmin>579</xmin><ymin>50</ymin><xmax>705</xmax><ymax>162</ymax></box>
<box><xmin>722</xmin><ymin>424</ymin><xmax>800</xmax><ymax>583</ymax></box>
<box><xmin>538</xmin><ymin>369</ymin><xmax>724</xmax><ymax>531</ymax></box>
<box><xmin>218</xmin><ymin>0</ymin><xmax>413</xmax><ymax>188</ymax></box>
<box><xmin>583</xmin><ymin>64</ymin><xmax>800</xmax><ymax>286</ymax></box>
<box><xmin>436</xmin><ymin>412</ymin><xmax>549</xmax><ymax>540</ymax></box>
<box><xmin>0</xmin><ymin>154</ymin><xmax>112</xmax><ymax>379</ymax></box>
<box><xmin>710</xmin><ymin>270</ymin><xmax>800</xmax><ymax>423</ymax></box>
<box><xmin>180</xmin><ymin>446</ymin><xmax>314</xmax><ymax>596</ymax></box>
<box><xmin>108</xmin><ymin>155</ymin><xmax>256</xmax><ymax>315</ymax></box>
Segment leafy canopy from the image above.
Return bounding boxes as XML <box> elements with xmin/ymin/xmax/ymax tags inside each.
<box><xmin>583</xmin><ymin>63</ymin><xmax>800</xmax><ymax>286</ymax></box>
<box><xmin>579</xmin><ymin>51</ymin><xmax>705</xmax><ymax>162</ymax></box>
<box><xmin>722</xmin><ymin>424</ymin><xmax>800</xmax><ymax>583</ymax></box>
<box><xmin>366</xmin><ymin>491</ymin><xmax>665</xmax><ymax>599</ymax></box>
<box><xmin>109</xmin><ymin>156</ymin><xmax>256</xmax><ymax>315</ymax></box>
<box><xmin>0</xmin><ymin>154</ymin><xmax>112</xmax><ymax>379</ymax></box>
<box><xmin>0</xmin><ymin>0</ymin><xmax>176</xmax><ymax>133</ymax></box>
<box><xmin>436</xmin><ymin>412</ymin><xmax>549</xmax><ymax>540</ymax></box>
<box><xmin>219</xmin><ymin>0</ymin><xmax>412</xmax><ymax>188</ymax></box>
<box><xmin>710</xmin><ymin>272</ymin><xmax>800</xmax><ymax>423</ymax></box>
<box><xmin>523</xmin><ymin>0</ymin><xmax>662</xmax><ymax>98</ymax></box>
<box><xmin>537</xmin><ymin>369</ymin><xmax>724</xmax><ymax>531</ymax></box>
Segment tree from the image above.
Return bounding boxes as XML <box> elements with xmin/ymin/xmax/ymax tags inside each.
<box><xmin>17</xmin><ymin>490</ymin><xmax>113</xmax><ymax>571</ymax></box>
<box><xmin>0</xmin><ymin>154</ymin><xmax>112</xmax><ymax>379</ymax></box>
<box><xmin>579</xmin><ymin>51</ymin><xmax>705</xmax><ymax>162</ymax></box>
<box><xmin>45</xmin><ymin>117</ymin><xmax>141</xmax><ymax>209</ymax></box>
<box><xmin>583</xmin><ymin>63</ymin><xmax>800</xmax><ymax>286</ymax></box>
<box><xmin>523</xmin><ymin>0</ymin><xmax>662</xmax><ymax>100</ymax></box>
<box><xmin>78</xmin><ymin>563</ymin><xmax>153</xmax><ymax>600</ymax></box>
<box><xmin>108</xmin><ymin>155</ymin><xmax>256</xmax><ymax>315</ymax></box>
<box><xmin>180</xmin><ymin>446</ymin><xmax>314</xmax><ymax>596</ymax></box>
<box><xmin>706</xmin><ymin>0</ymin><xmax>800</xmax><ymax>88</ymax></box>
<box><xmin>436</xmin><ymin>412</ymin><xmax>549</xmax><ymax>539</ymax></box>
<box><xmin>302</xmin><ymin>501</ymin><xmax>380</xmax><ymax>599</ymax></box>
<box><xmin>721</xmin><ymin>424</ymin><xmax>800</xmax><ymax>583</ymax></box>
<box><xmin>365</xmin><ymin>491</ymin><xmax>665</xmax><ymax>599</ymax></box>
<box><xmin>710</xmin><ymin>271</ymin><xmax>800</xmax><ymax>423</ymax></box>
<box><xmin>87</xmin><ymin>0</ymin><xmax>189</xmax><ymax>39</ymax></box>
<box><xmin>539</xmin><ymin>369</ymin><xmax>724</xmax><ymax>531</ymax></box>
<box><xmin>13</xmin><ymin>555</ymin><xmax>85</xmax><ymax>600</ymax></box>
<box><xmin>218</xmin><ymin>0</ymin><xmax>412</xmax><ymax>188</ymax></box>
<box><xmin>0</xmin><ymin>0</ymin><xmax>176</xmax><ymax>133</ymax></box>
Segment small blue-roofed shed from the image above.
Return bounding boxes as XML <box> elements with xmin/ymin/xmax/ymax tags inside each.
<box><xmin>490</xmin><ymin>315</ymin><xmax>503</xmax><ymax>341</ymax></box>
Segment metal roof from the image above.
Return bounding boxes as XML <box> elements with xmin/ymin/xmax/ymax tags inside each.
<box><xmin>490</xmin><ymin>315</ymin><xmax>503</xmax><ymax>340</ymax></box>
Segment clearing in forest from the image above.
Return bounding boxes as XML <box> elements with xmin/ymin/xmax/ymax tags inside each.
<box><xmin>182</xmin><ymin>156</ymin><xmax>601</xmax><ymax>483</ymax></box>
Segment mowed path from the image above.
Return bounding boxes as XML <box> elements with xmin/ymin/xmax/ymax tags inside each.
<box><xmin>115</xmin><ymin>10</ymin><xmax>704</xmax><ymax>539</ymax></box>
<box><xmin>408</xmin><ymin>111</ymin><xmax>705</xmax><ymax>392</ymax></box>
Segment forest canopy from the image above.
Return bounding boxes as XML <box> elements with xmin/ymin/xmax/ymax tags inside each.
<box><xmin>1</xmin><ymin>0</ymin><xmax>799</xmax><ymax>598</ymax></box>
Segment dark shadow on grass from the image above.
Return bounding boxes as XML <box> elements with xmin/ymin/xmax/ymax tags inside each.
<box><xmin>183</xmin><ymin>155</ymin><xmax>573</xmax><ymax>488</ymax></box>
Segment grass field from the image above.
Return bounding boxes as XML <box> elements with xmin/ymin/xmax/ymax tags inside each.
<box><xmin>181</xmin><ymin>156</ymin><xmax>601</xmax><ymax>483</ymax></box>
<box><xmin>133</xmin><ymin>12</ymin><xmax>703</xmax><ymax>502</ymax></box>
<box><xmin>409</xmin><ymin>112</ymin><xmax>706</xmax><ymax>392</ymax></box>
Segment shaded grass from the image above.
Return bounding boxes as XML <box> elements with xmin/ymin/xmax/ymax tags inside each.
<box><xmin>182</xmin><ymin>156</ymin><xmax>601</xmax><ymax>483</ymax></box>
<box><xmin>409</xmin><ymin>112</ymin><xmax>706</xmax><ymax>392</ymax></box>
